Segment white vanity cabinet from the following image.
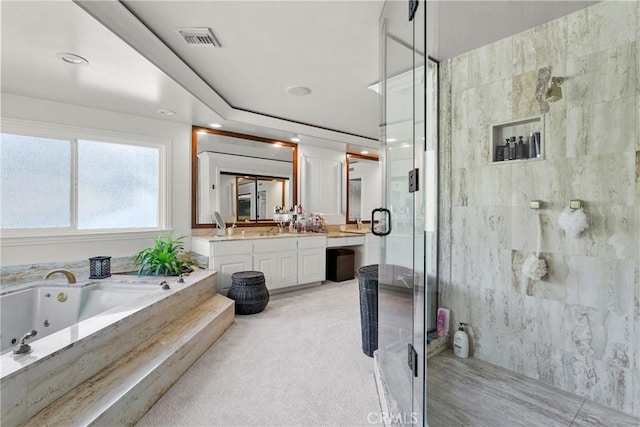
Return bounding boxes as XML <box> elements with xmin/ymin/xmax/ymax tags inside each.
<box><xmin>193</xmin><ymin>235</ymin><xmax>327</xmax><ymax>294</ymax></box>
<box><xmin>209</xmin><ymin>240</ymin><xmax>253</xmax><ymax>294</ymax></box>
<box><xmin>297</xmin><ymin>236</ymin><xmax>327</xmax><ymax>284</ymax></box>
<box><xmin>253</xmin><ymin>239</ymin><xmax>298</xmax><ymax>290</ymax></box>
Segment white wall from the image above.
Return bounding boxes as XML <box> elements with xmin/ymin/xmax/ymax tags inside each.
<box><xmin>0</xmin><ymin>93</ymin><xmax>192</xmax><ymax>266</ymax></box>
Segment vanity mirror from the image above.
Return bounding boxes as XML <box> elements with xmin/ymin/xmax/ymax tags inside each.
<box><xmin>192</xmin><ymin>127</ymin><xmax>297</xmax><ymax>228</ymax></box>
<box><xmin>346</xmin><ymin>153</ymin><xmax>381</xmax><ymax>223</ymax></box>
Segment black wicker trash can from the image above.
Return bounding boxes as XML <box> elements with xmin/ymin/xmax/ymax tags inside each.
<box><xmin>357</xmin><ymin>264</ymin><xmax>378</xmax><ymax>357</ymax></box>
<box><xmin>227</xmin><ymin>271</ymin><xmax>269</xmax><ymax>315</ymax></box>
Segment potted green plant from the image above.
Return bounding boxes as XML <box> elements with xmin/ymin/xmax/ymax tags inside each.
<box><xmin>133</xmin><ymin>234</ymin><xmax>194</xmax><ymax>276</ymax></box>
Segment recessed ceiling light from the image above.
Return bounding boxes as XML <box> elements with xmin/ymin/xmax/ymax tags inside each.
<box><xmin>386</xmin><ymin>138</ymin><xmax>397</xmax><ymax>143</ymax></box>
<box><xmin>55</xmin><ymin>52</ymin><xmax>89</xmax><ymax>65</ymax></box>
<box><xmin>157</xmin><ymin>109</ymin><xmax>176</xmax><ymax>116</ymax></box>
<box><xmin>361</xmin><ymin>150</ymin><xmax>369</xmax><ymax>155</ymax></box>
<box><xmin>285</xmin><ymin>86</ymin><xmax>312</xmax><ymax>96</ymax></box>
<box><xmin>209</xmin><ymin>123</ymin><xmax>222</xmax><ymax>128</ymax></box>
<box><xmin>290</xmin><ymin>137</ymin><xmax>301</xmax><ymax>142</ymax></box>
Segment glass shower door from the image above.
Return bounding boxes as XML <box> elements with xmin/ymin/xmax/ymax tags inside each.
<box><xmin>375</xmin><ymin>0</ymin><xmax>429</xmax><ymax>424</ymax></box>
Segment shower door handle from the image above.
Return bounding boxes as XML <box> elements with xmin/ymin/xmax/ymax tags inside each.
<box><xmin>371</xmin><ymin>208</ymin><xmax>391</xmax><ymax>236</ymax></box>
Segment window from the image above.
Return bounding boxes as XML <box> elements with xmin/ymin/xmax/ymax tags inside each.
<box><xmin>1</xmin><ymin>134</ymin><xmax>72</xmax><ymax>229</ymax></box>
<box><xmin>1</xmin><ymin>130</ymin><xmax>163</xmax><ymax>233</ymax></box>
<box><xmin>77</xmin><ymin>140</ymin><xmax>159</xmax><ymax>229</ymax></box>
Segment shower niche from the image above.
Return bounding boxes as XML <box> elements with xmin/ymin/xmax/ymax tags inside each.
<box><xmin>490</xmin><ymin>115</ymin><xmax>544</xmax><ymax>163</ymax></box>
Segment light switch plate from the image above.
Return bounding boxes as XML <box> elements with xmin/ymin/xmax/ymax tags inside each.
<box><xmin>529</xmin><ymin>200</ymin><xmax>541</xmax><ymax>209</ymax></box>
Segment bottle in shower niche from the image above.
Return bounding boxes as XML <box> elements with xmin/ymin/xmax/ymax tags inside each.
<box><xmin>528</xmin><ymin>133</ymin><xmax>536</xmax><ymax>158</ymax></box>
<box><xmin>534</xmin><ymin>132</ymin><xmax>541</xmax><ymax>158</ymax></box>
<box><xmin>495</xmin><ymin>138</ymin><xmax>507</xmax><ymax>161</ymax></box>
<box><xmin>515</xmin><ymin>136</ymin><xmax>524</xmax><ymax>159</ymax></box>
<box><xmin>509</xmin><ymin>137</ymin><xmax>516</xmax><ymax>160</ymax></box>
<box><xmin>502</xmin><ymin>138</ymin><xmax>510</xmax><ymax>161</ymax></box>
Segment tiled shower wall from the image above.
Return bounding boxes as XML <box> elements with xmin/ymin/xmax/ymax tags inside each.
<box><xmin>439</xmin><ymin>0</ymin><xmax>639</xmax><ymax>417</ymax></box>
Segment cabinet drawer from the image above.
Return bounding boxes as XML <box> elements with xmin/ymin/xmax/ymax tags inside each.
<box><xmin>254</xmin><ymin>238</ymin><xmax>297</xmax><ymax>253</ymax></box>
<box><xmin>346</xmin><ymin>236</ymin><xmax>365</xmax><ymax>246</ymax></box>
<box><xmin>297</xmin><ymin>236</ymin><xmax>326</xmax><ymax>249</ymax></box>
<box><xmin>326</xmin><ymin>237</ymin><xmax>347</xmax><ymax>247</ymax></box>
<box><xmin>211</xmin><ymin>241</ymin><xmax>253</xmax><ymax>256</ymax></box>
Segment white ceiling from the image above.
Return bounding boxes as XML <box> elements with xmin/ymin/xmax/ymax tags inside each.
<box><xmin>121</xmin><ymin>0</ymin><xmax>383</xmax><ymax>140</ymax></box>
<box><xmin>1</xmin><ymin>0</ymin><xmax>596</xmax><ymax>153</ymax></box>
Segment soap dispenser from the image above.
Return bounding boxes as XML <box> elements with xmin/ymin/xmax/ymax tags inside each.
<box><xmin>453</xmin><ymin>323</ymin><xmax>469</xmax><ymax>358</ymax></box>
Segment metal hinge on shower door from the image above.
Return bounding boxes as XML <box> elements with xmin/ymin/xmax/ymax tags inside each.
<box><xmin>408</xmin><ymin>344</ymin><xmax>418</xmax><ymax>377</ymax></box>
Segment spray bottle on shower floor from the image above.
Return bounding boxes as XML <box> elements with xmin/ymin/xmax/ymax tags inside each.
<box><xmin>453</xmin><ymin>323</ymin><xmax>469</xmax><ymax>358</ymax></box>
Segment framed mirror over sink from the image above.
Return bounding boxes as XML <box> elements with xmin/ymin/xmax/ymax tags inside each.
<box><xmin>346</xmin><ymin>153</ymin><xmax>380</xmax><ymax>224</ymax></box>
<box><xmin>192</xmin><ymin>127</ymin><xmax>298</xmax><ymax>228</ymax></box>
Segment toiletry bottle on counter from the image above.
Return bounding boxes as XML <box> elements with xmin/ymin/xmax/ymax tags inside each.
<box><xmin>453</xmin><ymin>323</ymin><xmax>469</xmax><ymax>358</ymax></box>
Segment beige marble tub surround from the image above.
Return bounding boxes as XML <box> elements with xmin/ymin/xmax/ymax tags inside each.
<box><xmin>439</xmin><ymin>0</ymin><xmax>639</xmax><ymax>417</ymax></box>
<box><xmin>23</xmin><ymin>294</ymin><xmax>233</xmax><ymax>426</ymax></box>
<box><xmin>0</xmin><ymin>256</ymin><xmax>137</xmax><ymax>287</ymax></box>
<box><xmin>0</xmin><ymin>269</ymin><xmax>218</xmax><ymax>426</ymax></box>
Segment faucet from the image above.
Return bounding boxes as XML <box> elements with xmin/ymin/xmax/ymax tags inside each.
<box><xmin>43</xmin><ymin>269</ymin><xmax>77</xmax><ymax>284</ymax></box>
<box><xmin>13</xmin><ymin>329</ymin><xmax>38</xmax><ymax>355</ymax></box>
<box><xmin>356</xmin><ymin>217</ymin><xmax>363</xmax><ymax>230</ymax></box>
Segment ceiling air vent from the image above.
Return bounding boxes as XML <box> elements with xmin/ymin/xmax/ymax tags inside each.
<box><xmin>177</xmin><ymin>28</ymin><xmax>221</xmax><ymax>47</ymax></box>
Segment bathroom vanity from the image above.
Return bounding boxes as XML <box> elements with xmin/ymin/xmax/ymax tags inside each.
<box><xmin>192</xmin><ymin>231</ymin><xmax>379</xmax><ymax>294</ymax></box>
<box><xmin>192</xmin><ymin>234</ymin><xmax>327</xmax><ymax>294</ymax></box>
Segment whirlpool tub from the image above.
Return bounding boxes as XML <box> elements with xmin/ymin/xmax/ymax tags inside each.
<box><xmin>0</xmin><ymin>270</ymin><xmax>218</xmax><ymax>425</ymax></box>
<box><xmin>1</xmin><ymin>280</ymin><xmax>161</xmax><ymax>354</ymax></box>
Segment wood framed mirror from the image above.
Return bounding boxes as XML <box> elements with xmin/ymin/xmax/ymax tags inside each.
<box><xmin>345</xmin><ymin>152</ymin><xmax>380</xmax><ymax>224</ymax></box>
<box><xmin>192</xmin><ymin>126</ymin><xmax>298</xmax><ymax>228</ymax></box>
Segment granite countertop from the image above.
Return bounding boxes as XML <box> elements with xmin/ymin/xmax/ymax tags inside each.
<box><xmin>192</xmin><ymin>229</ymin><xmax>370</xmax><ymax>242</ymax></box>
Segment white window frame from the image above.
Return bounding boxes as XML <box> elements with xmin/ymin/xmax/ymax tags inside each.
<box><xmin>0</xmin><ymin>118</ymin><xmax>171</xmax><ymax>245</ymax></box>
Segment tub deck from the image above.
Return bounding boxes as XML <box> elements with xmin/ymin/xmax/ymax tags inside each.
<box><xmin>1</xmin><ymin>269</ymin><xmax>234</xmax><ymax>426</ymax></box>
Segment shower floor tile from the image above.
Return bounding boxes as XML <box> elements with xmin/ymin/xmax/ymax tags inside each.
<box><xmin>427</xmin><ymin>352</ymin><xmax>639</xmax><ymax>426</ymax></box>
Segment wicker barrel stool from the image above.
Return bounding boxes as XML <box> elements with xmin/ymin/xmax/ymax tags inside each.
<box><xmin>227</xmin><ymin>271</ymin><xmax>269</xmax><ymax>315</ymax></box>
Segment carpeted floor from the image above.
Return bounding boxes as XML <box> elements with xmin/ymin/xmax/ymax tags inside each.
<box><xmin>136</xmin><ymin>279</ymin><xmax>381</xmax><ymax>427</ymax></box>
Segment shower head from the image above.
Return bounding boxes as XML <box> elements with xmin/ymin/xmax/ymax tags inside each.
<box><xmin>545</xmin><ymin>76</ymin><xmax>564</xmax><ymax>102</ymax></box>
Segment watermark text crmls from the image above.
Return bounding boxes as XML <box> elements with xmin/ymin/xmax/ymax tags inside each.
<box><xmin>367</xmin><ymin>411</ymin><xmax>419</xmax><ymax>425</ymax></box>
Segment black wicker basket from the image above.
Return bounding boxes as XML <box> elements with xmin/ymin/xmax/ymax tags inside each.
<box><xmin>89</xmin><ymin>256</ymin><xmax>111</xmax><ymax>279</ymax></box>
<box><xmin>227</xmin><ymin>271</ymin><xmax>269</xmax><ymax>315</ymax></box>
